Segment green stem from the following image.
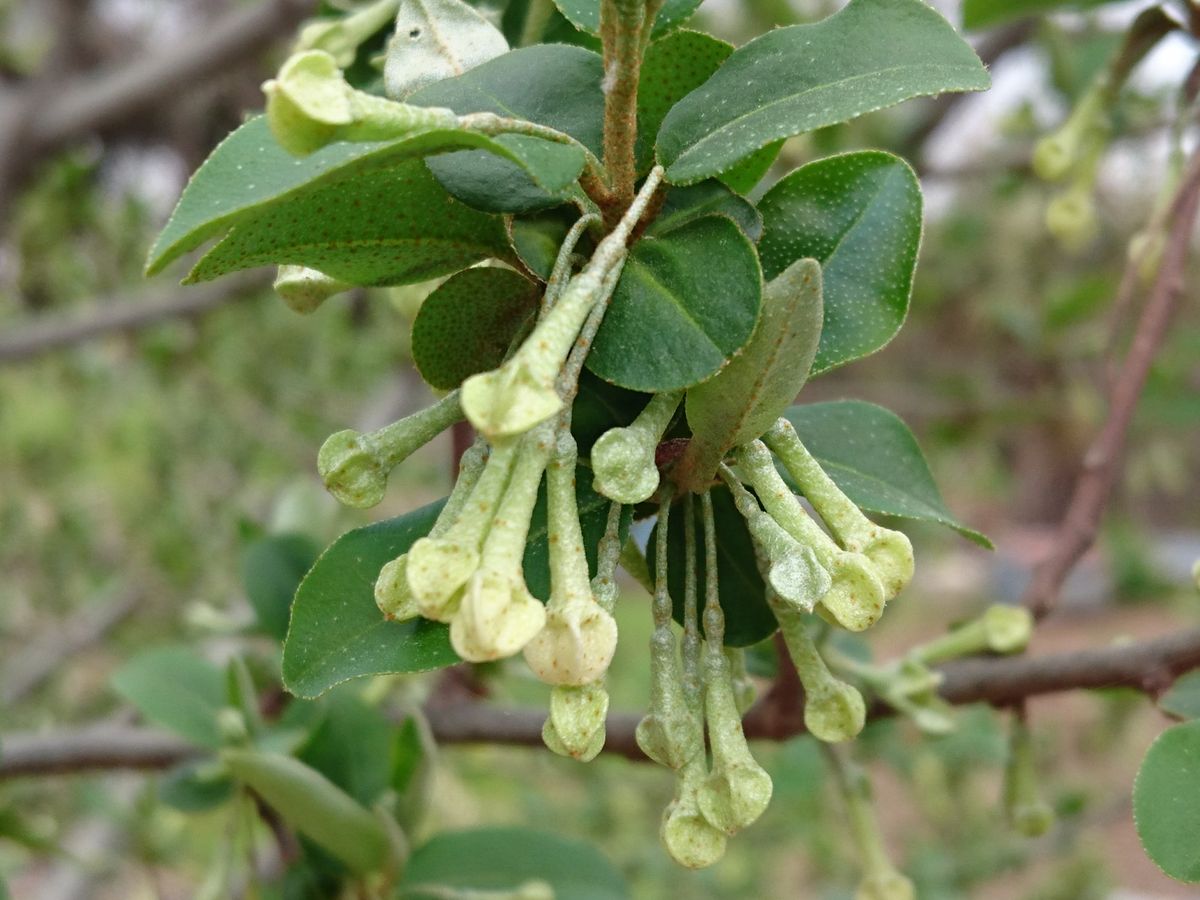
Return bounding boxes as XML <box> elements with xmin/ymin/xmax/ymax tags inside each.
<box><xmin>460</xmin><ymin>112</ymin><xmax>607</xmax><ymax>191</ymax></box>
<box><xmin>682</xmin><ymin>493</ymin><xmax>702</xmax><ymax>715</ymax></box>
<box><xmin>518</xmin><ymin>0</ymin><xmax>555</xmax><ymax>47</ymax></box>
<box><xmin>544</xmin><ymin>213</ymin><xmax>601</xmax><ymax>312</ymax></box>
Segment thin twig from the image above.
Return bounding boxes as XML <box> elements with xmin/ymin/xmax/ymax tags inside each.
<box><xmin>1021</xmin><ymin>144</ymin><xmax>1200</xmax><ymax>620</ymax></box>
<box><xmin>5</xmin><ymin>627</ymin><xmax>1198</xmax><ymax>778</ymax></box>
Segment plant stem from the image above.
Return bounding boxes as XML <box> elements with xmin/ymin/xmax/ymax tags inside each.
<box><xmin>599</xmin><ymin>0</ymin><xmax>647</xmax><ymax>219</ymax></box>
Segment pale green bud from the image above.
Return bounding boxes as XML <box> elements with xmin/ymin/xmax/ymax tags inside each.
<box><xmin>856</xmin><ymin>870</ymin><xmax>916</xmax><ymax>900</ymax></box>
<box><xmin>763</xmin><ymin>422</ymin><xmax>914</xmax><ymax>602</ymax></box>
<box><xmin>1031</xmin><ymin>84</ymin><xmax>1106</xmax><ymax>183</ymax></box>
<box><xmin>523</xmin><ymin>599</ymin><xmax>617</xmax><ymax>685</ymax></box>
<box><xmin>450</xmin><ymin>570</ymin><xmax>546</xmax><ymax>661</ymax></box>
<box><xmin>698</xmin><ymin>761</ymin><xmax>773</xmax><ymax>836</ymax></box>
<box><xmin>542</xmin><ymin>682</ymin><xmax>609</xmax><ymax>761</ymax></box>
<box><xmin>1128</xmin><ymin>229</ymin><xmax>1166</xmax><ymax>285</ymax></box>
<box><xmin>375</xmin><ymin>553</ymin><xmax>419</xmax><ymax>621</ymax></box>
<box><xmin>1004</xmin><ymin>716</ymin><xmax>1055</xmax><ymax>838</ymax></box>
<box><xmin>216</xmin><ymin>707</ymin><xmax>250</xmax><ymax>745</ymax></box>
<box><xmin>263</xmin><ymin>50</ymin><xmax>456</xmax><ymax>156</ymax></box>
<box><xmin>910</xmin><ymin>604</ymin><xmax>1034</xmax><ymax>666</ymax></box>
<box><xmin>661</xmin><ymin>762</ymin><xmax>728</xmax><ymax>869</ymax></box>
<box><xmin>1046</xmin><ymin>185</ymin><xmax>1099</xmax><ymax>252</ymax></box>
<box><xmin>294</xmin><ymin>0</ymin><xmax>401</xmax><ymax>68</ymax></box>
<box><xmin>591</xmin><ymin>391</ymin><xmax>681</xmax><ymax>504</ymax></box>
<box><xmin>318</xmin><ymin>391</ymin><xmax>463</xmax><ymax>508</ymax></box>
<box><xmin>273</xmin><ymin>265</ymin><xmax>351</xmax><ymax>314</ymax></box>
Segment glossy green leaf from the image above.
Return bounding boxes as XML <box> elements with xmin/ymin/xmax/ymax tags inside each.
<box><xmin>552</xmin><ymin>0</ymin><xmax>701</xmax><ymax>39</ymax></box>
<box><xmin>647</xmin><ymin>486</ymin><xmax>776</xmax><ymax>647</ymax></box>
<box><xmin>411</xmin><ymin>267</ymin><xmax>538</xmax><ymax>389</ymax></box>
<box><xmin>1134</xmin><ymin>720</ymin><xmax>1200</xmax><ymax>882</ymax></box>
<box><xmin>718</xmin><ymin>141</ymin><xmax>783</xmax><ymax>195</ymax></box>
<box><xmin>656</xmin><ymin>0</ymin><xmax>989</xmax><ymax>184</ymax></box>
<box><xmin>508</xmin><ymin>208</ymin><xmax>578</xmax><ymax>280</ymax></box>
<box><xmin>111</xmin><ymin>647</ymin><xmax>226</xmax><ymax>748</ymax></box>
<box><xmin>399</xmin><ymin>827</ymin><xmax>629</xmax><ymax>900</ymax></box>
<box><xmin>223</xmin><ymin>749</ymin><xmax>389</xmax><ymax>874</ymax></box>
<box><xmin>685</xmin><ymin>258</ymin><xmax>822</xmax><ymax>483</ymax></box>
<box><xmin>1160</xmin><ymin>671</ymin><xmax>1200</xmax><ymax>721</ymax></box>
<box><xmin>410</xmin><ymin>45</ymin><xmax>604</xmax><ymax>213</ymax></box>
<box><xmin>962</xmin><ymin>0</ymin><xmax>1115</xmax><ymax>30</ymax></box>
<box><xmin>298</xmin><ymin>690</ymin><xmax>395</xmax><ymax>805</ymax></box>
<box><xmin>785</xmin><ymin>401</ymin><xmax>990</xmax><ymax>546</ymax></box>
<box><xmin>241</xmin><ymin>533</ymin><xmax>321</xmax><ymax>642</ymax></box>
<box><xmin>186</xmin><ymin>162</ymin><xmax>511</xmax><ymax>286</ymax></box>
<box><xmin>649</xmin><ymin>180</ymin><xmax>762</xmax><ymax>242</ymax></box>
<box><xmin>283</xmin><ymin>500</ymin><xmax>458</xmax><ymax>699</ymax></box>
<box><xmin>146</xmin><ymin>116</ymin><xmax>581</xmax><ymax>275</ymax></box>
<box><xmin>759</xmin><ymin>151</ymin><xmax>922</xmax><ymax>373</ymax></box>
<box><xmin>587</xmin><ymin>215</ymin><xmax>762</xmax><ymax>392</ymax></box>
<box><xmin>637</xmin><ymin>31</ymin><xmax>732</xmax><ymax>173</ymax></box>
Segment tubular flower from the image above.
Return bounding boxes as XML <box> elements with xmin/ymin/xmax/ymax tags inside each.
<box><xmin>318</xmin><ymin>390</ymin><xmax>464</xmax><ymax>509</ymax></box>
<box><xmin>661</xmin><ymin>757</ymin><xmax>728</xmax><ymax>869</ymax></box>
<box><xmin>721</xmin><ymin>464</ymin><xmax>831</xmax><ymax>612</ymax></box>
<box><xmin>448</xmin><ymin>425</ymin><xmax>554</xmax><ymax>661</ymax></box>
<box><xmin>1004</xmin><ymin>715</ymin><xmax>1055</xmax><ymax>838</ymax></box>
<box><xmin>737</xmin><ymin>440</ymin><xmax>886</xmax><ymax>632</ymax></box>
<box><xmin>524</xmin><ymin>431</ymin><xmax>618</xmax><ymax>686</ymax></box>
<box><xmin>263</xmin><ymin>50</ymin><xmax>456</xmax><ymax>156</ymax></box>
<box><xmin>591</xmin><ymin>390</ymin><xmax>682</xmax><ymax>504</ymax></box>
<box><xmin>273</xmin><ymin>265</ymin><xmax>351</xmax><ymax>314</ymax></box>
<box><xmin>294</xmin><ymin>0</ymin><xmax>401</xmax><ymax>68</ymax></box>
<box><xmin>375</xmin><ymin>442</ymin><xmax>488</xmax><ymax>621</ymax></box>
<box><xmin>406</xmin><ymin>439</ymin><xmax>518</xmax><ymax>621</ymax></box>
<box><xmin>542</xmin><ymin>682</ymin><xmax>610</xmax><ymax>762</ymax></box>
<box><xmin>909</xmin><ymin>603</ymin><xmax>1033</xmax><ymax>667</ymax></box>
<box><xmin>764</xmin><ymin>419</ymin><xmax>914</xmax><ymax>602</ymax></box>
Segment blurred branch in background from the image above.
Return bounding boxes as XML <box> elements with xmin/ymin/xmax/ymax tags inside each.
<box><xmin>5</xmin><ymin>625</ymin><xmax>1198</xmax><ymax>777</ymax></box>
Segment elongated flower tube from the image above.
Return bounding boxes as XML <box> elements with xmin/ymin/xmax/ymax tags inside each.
<box><xmin>825</xmin><ymin>747</ymin><xmax>915</xmax><ymax>900</ymax></box>
<box><xmin>319</xmin><ymin>391</ymin><xmax>464</xmax><ymax>509</ymax></box>
<box><xmin>661</xmin><ymin>756</ymin><xmax>728</xmax><ymax>869</ymax></box>
<box><xmin>274</xmin><ymin>265</ymin><xmax>351</xmax><ymax>315</ymax></box>
<box><xmin>771</xmin><ymin>598</ymin><xmax>865</xmax><ymax>743</ymax></box>
<box><xmin>591</xmin><ymin>390</ymin><xmax>682</xmax><ymax>504</ymax></box>
<box><xmin>908</xmin><ymin>604</ymin><xmax>1033</xmax><ymax>667</ymax></box>
<box><xmin>635</xmin><ymin>484</ymin><xmax>704</xmax><ymax>771</ymax></box>
<box><xmin>294</xmin><ymin>0</ymin><xmax>401</xmax><ymax>68</ymax></box>
<box><xmin>737</xmin><ymin>440</ymin><xmax>885</xmax><ymax>631</ymax></box>
<box><xmin>263</xmin><ymin>50</ymin><xmax>456</xmax><ymax>156</ymax></box>
<box><xmin>726</xmin><ymin>648</ymin><xmax>756</xmax><ymax>716</ymax></box>
<box><xmin>461</xmin><ymin>168</ymin><xmax>664</xmax><ymax>439</ymax></box>
<box><xmin>1032</xmin><ymin>80</ymin><xmax>1107</xmax><ymax>182</ymax></box>
<box><xmin>524</xmin><ymin>431</ymin><xmax>618</xmax><ymax>685</ymax></box>
<box><xmin>832</xmin><ymin>652</ymin><xmax>955</xmax><ymax>736</ymax></box>
<box><xmin>696</xmin><ymin>493</ymin><xmax>773</xmax><ymax>834</ymax></box>
<box><xmin>720</xmin><ymin>464</ymin><xmax>831</xmax><ymax>612</ymax></box>
<box><xmin>407</xmin><ymin>439</ymin><xmax>518</xmax><ymax>621</ymax></box>
<box><xmin>375</xmin><ymin>442</ymin><xmax>488</xmax><ymax>621</ymax></box>
<box><xmin>1004</xmin><ymin>713</ymin><xmax>1054</xmax><ymax>838</ymax></box>
<box><xmin>764</xmin><ymin>420</ymin><xmax>914</xmax><ymax>602</ymax></box>
<box><xmin>449</xmin><ymin>425</ymin><xmax>554</xmax><ymax>661</ymax></box>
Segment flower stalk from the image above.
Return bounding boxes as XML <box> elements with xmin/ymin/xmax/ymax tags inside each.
<box><xmin>592</xmin><ymin>390</ymin><xmax>682</xmax><ymax>504</ymax></box>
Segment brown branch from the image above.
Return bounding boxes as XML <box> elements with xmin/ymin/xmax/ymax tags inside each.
<box><xmin>0</xmin><ymin>271</ymin><xmax>270</xmax><ymax>364</ymax></box>
<box><xmin>1021</xmin><ymin>145</ymin><xmax>1200</xmax><ymax>620</ymax></box>
<box><xmin>5</xmin><ymin>628</ymin><xmax>1198</xmax><ymax>778</ymax></box>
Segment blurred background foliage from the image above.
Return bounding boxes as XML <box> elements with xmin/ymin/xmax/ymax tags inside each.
<box><xmin>1</xmin><ymin>0</ymin><xmax>1198</xmax><ymax>897</ymax></box>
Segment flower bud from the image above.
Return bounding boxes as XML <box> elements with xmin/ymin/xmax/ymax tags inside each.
<box><xmin>375</xmin><ymin>554</ymin><xmax>418</xmax><ymax>621</ymax></box>
<box><xmin>295</xmin><ymin>0</ymin><xmax>401</xmax><ymax>68</ymax></box>
<box><xmin>524</xmin><ymin>599</ymin><xmax>617</xmax><ymax>685</ymax></box>
<box><xmin>450</xmin><ymin>570</ymin><xmax>546</xmax><ymax>661</ymax></box>
<box><xmin>737</xmin><ymin>441</ymin><xmax>886</xmax><ymax>631</ymax></box>
<box><xmin>543</xmin><ymin>682</ymin><xmax>609</xmax><ymax>761</ymax></box>
<box><xmin>263</xmin><ymin>50</ymin><xmax>457</xmax><ymax>156</ymax></box>
<box><xmin>274</xmin><ymin>265</ymin><xmax>351</xmax><ymax>314</ymax></box>
<box><xmin>1032</xmin><ymin>84</ymin><xmax>1107</xmax><ymax>182</ymax></box>
<box><xmin>591</xmin><ymin>391</ymin><xmax>682</xmax><ymax>504</ymax></box>
<box><xmin>1046</xmin><ymin>184</ymin><xmax>1099</xmax><ymax>252</ymax></box>
<box><xmin>827</xmin><ymin>748</ymin><xmax>913</xmax><ymax>900</ymax></box>
<box><xmin>857</xmin><ymin>871</ymin><xmax>916</xmax><ymax>900</ymax></box>
<box><xmin>764</xmin><ymin>421</ymin><xmax>914</xmax><ymax>601</ymax></box>
<box><xmin>909</xmin><ymin>604</ymin><xmax>1033</xmax><ymax>667</ymax></box>
<box><xmin>661</xmin><ymin>761</ymin><xmax>728</xmax><ymax>868</ymax></box>
<box><xmin>773</xmin><ymin>600</ymin><xmax>865</xmax><ymax>743</ymax></box>
<box><xmin>1004</xmin><ymin>715</ymin><xmax>1055</xmax><ymax>838</ymax></box>
<box><xmin>318</xmin><ymin>391</ymin><xmax>463</xmax><ymax>508</ymax></box>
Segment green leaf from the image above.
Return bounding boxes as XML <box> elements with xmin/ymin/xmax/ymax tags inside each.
<box><xmin>648</xmin><ymin>486</ymin><xmax>776</xmax><ymax>647</ymax></box>
<box><xmin>158</xmin><ymin>763</ymin><xmax>236</xmax><ymax>813</ymax></box>
<box><xmin>649</xmin><ymin>180</ymin><xmax>762</xmax><ymax>242</ymax></box>
<box><xmin>298</xmin><ymin>690</ymin><xmax>395</xmax><ymax>805</ymax></box>
<box><xmin>399</xmin><ymin>827</ymin><xmax>629</xmax><ymax>900</ymax></box>
<box><xmin>685</xmin><ymin>258</ymin><xmax>822</xmax><ymax>483</ymax></box>
<box><xmin>655</xmin><ymin>0</ymin><xmax>989</xmax><ymax>185</ymax></box>
<box><xmin>784</xmin><ymin>401</ymin><xmax>990</xmax><ymax>547</ymax></box>
<box><xmin>241</xmin><ymin>533</ymin><xmax>322</xmax><ymax>641</ymax></box>
<box><xmin>551</xmin><ymin>0</ymin><xmax>701</xmax><ymax>39</ymax></box>
<box><xmin>111</xmin><ymin>647</ymin><xmax>226</xmax><ymax>748</ymax></box>
<box><xmin>587</xmin><ymin>215</ymin><xmax>762</xmax><ymax>392</ymax></box>
<box><xmin>1160</xmin><ymin>671</ymin><xmax>1200</xmax><ymax>721</ymax></box>
<box><xmin>146</xmin><ymin>116</ymin><xmax>581</xmax><ymax>276</ymax></box>
<box><xmin>1134</xmin><ymin>720</ymin><xmax>1200</xmax><ymax>882</ymax></box>
<box><xmin>962</xmin><ymin>0</ymin><xmax>1115</xmax><ymax>30</ymax></box>
<box><xmin>570</xmin><ymin>370</ymin><xmax>651</xmax><ymax>453</ymax></box>
<box><xmin>411</xmin><ymin>267</ymin><xmax>538</xmax><ymax>390</ymax></box>
<box><xmin>509</xmin><ymin>208</ymin><xmax>577</xmax><ymax>280</ymax></box>
<box><xmin>637</xmin><ymin>31</ymin><xmax>732</xmax><ymax>173</ymax></box>
<box><xmin>283</xmin><ymin>501</ymin><xmax>459</xmax><ymax>699</ymax></box>
<box><xmin>410</xmin><ymin>45</ymin><xmax>604</xmax><ymax>213</ymax></box>
<box><xmin>223</xmin><ymin>749</ymin><xmax>390</xmax><ymax>874</ymax></box>
<box><xmin>759</xmin><ymin>151</ymin><xmax>922</xmax><ymax>374</ymax></box>
<box><xmin>718</xmin><ymin>141</ymin><xmax>783</xmax><ymax>195</ymax></box>
<box><xmin>186</xmin><ymin>162</ymin><xmax>511</xmax><ymax>286</ymax></box>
